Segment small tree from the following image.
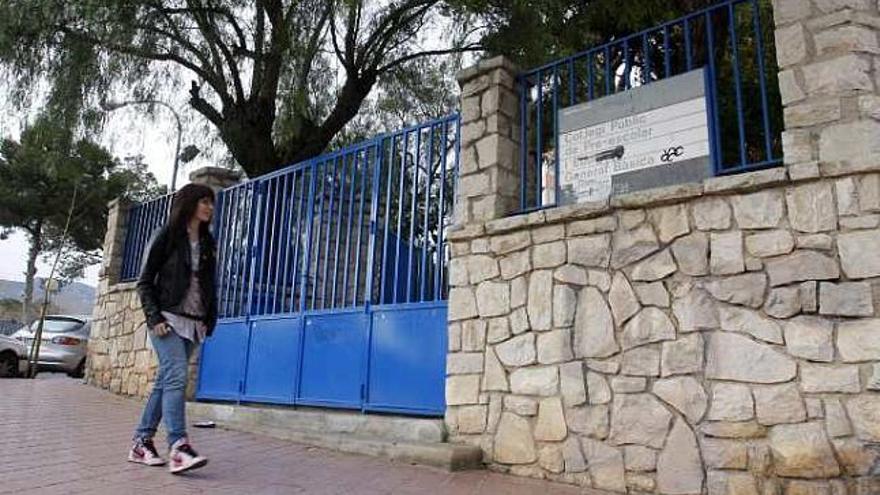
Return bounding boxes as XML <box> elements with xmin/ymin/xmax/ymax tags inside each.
<box><xmin>0</xmin><ymin>116</ymin><xmax>164</xmax><ymax>322</ymax></box>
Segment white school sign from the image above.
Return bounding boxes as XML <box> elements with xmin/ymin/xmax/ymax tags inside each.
<box><xmin>558</xmin><ymin>69</ymin><xmax>713</xmax><ymax>205</ymax></box>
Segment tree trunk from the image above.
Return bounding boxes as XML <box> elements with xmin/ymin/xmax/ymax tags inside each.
<box><xmin>22</xmin><ymin>221</ymin><xmax>43</xmax><ymax>324</ymax></box>
<box><xmin>218</xmin><ymin>100</ymin><xmax>281</xmax><ymax>177</ymax></box>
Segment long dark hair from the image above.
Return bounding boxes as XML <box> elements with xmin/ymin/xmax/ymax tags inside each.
<box><xmin>167</xmin><ymin>183</ymin><xmax>215</xmax><ymax>243</ymax></box>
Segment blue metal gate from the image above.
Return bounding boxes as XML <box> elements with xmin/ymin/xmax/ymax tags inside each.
<box><xmin>192</xmin><ymin>115</ymin><xmax>459</xmax><ymax>416</ymax></box>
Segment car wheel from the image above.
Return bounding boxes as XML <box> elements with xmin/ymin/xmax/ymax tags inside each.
<box><xmin>0</xmin><ymin>351</ymin><xmax>18</xmax><ymax>378</ymax></box>
<box><xmin>68</xmin><ymin>359</ymin><xmax>85</xmax><ymax>379</ymax></box>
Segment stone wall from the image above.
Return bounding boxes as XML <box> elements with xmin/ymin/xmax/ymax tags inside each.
<box><xmin>444</xmin><ymin>166</ymin><xmax>880</xmax><ymax>494</ymax></box>
<box><xmin>86</xmin><ymin>168</ymin><xmax>241</xmax><ymax>400</ymax></box>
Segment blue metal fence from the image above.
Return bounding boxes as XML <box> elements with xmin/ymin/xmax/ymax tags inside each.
<box><xmin>118</xmin><ymin>115</ymin><xmax>459</xmax><ymax>415</ymax></box>
<box><xmin>120</xmin><ymin>193</ymin><xmax>174</xmax><ymax>281</ymax></box>
<box><xmin>518</xmin><ymin>0</ymin><xmax>782</xmax><ymax>211</ymax></box>
<box><xmin>121</xmin><ymin>115</ymin><xmax>460</xmax><ymax>310</ymax></box>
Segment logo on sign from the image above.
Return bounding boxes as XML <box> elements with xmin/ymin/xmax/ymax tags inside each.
<box><xmin>660</xmin><ymin>146</ymin><xmax>685</xmax><ymax>163</ymax></box>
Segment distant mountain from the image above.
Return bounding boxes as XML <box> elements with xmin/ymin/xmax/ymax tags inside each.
<box><xmin>0</xmin><ymin>278</ymin><xmax>96</xmax><ymax>316</ymax></box>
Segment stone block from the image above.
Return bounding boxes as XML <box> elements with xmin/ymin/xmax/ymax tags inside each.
<box><xmin>552</xmin><ymin>285</ymin><xmax>576</xmax><ymax>328</ymax></box>
<box><xmin>611</xmin><ymin>376</ymin><xmax>647</xmax><ymax>394</ymax></box>
<box><xmin>768</xmin><ymin>422</ymin><xmax>840</xmax><ymax>478</ymax></box>
<box><xmin>634</xmin><ymin>282</ymin><xmax>669</xmax><ymax>308</ymax></box>
<box><xmin>536</xmin><ymin>329</ymin><xmax>573</xmax><ymax>364</ymax></box>
<box><xmin>708</xmin><ymin>383</ymin><xmax>755</xmax><ymax>422</ymax></box>
<box><xmin>824</xmin><ymin>398</ymin><xmax>853</xmax><ymax>438</ymax></box>
<box><xmin>786</xmin><ymin>182</ymin><xmax>837</xmax><ymax>233</ymax></box>
<box><xmin>457</xmin><ymin>405</ymin><xmax>488</xmax><ymax>434</ymax></box>
<box><xmin>706</xmin><ymin>333</ymin><xmax>796</xmax><ymax>384</ymax></box>
<box><xmin>754</xmin><ymin>383</ymin><xmax>807</xmax><ymax>426</ymax></box>
<box><xmin>775</xmin><ymin>23</ymin><xmax>809</xmax><ymax>68</ymax></box>
<box><xmin>447</xmin><ymin>375</ymin><xmax>481</xmax><ymax>405</ymax></box>
<box><xmin>609</xmin><ymin>393</ymin><xmax>673</xmax><ymax>449</ymax></box>
<box><xmin>692</xmin><ymin>197</ymin><xmax>732</xmax><ymax>230</ymax></box>
<box><xmin>765</xmin><ymin>286</ymin><xmax>802</xmax><ymax>319</ymax></box>
<box><xmin>534</xmin><ymin>397</ymin><xmax>567</xmax><ymax>441</ymax></box>
<box><xmin>494</xmin><ymin>413</ymin><xmax>536</xmax><ymax>464</ymax></box>
<box><xmin>581</xmin><ymin>439</ymin><xmax>626</xmax><ymax>493</ymax></box>
<box><xmin>673</xmin><ymin>287</ymin><xmax>719</xmax><ymax>332</ymax></box>
<box><xmin>800</xmin><ymin>363</ymin><xmax>860</xmax><ymax>393</ymax></box>
<box><xmin>846</xmin><ymin>395</ymin><xmax>880</xmax><ymax>442</ymax></box>
<box><xmin>731</xmin><ymin>190</ymin><xmax>785</xmax><ymax>230</ymax></box>
<box><xmin>447</xmin><ymin>353</ymin><xmax>484</xmax><ymax>375</ymax></box>
<box><xmin>745</xmin><ymin>230</ymin><xmax>795</xmax><ymax>258</ymax></box>
<box><xmin>652</xmin><ymin>376</ymin><xmax>708</xmax><ymax>424</ymax></box>
<box><xmin>504</xmin><ymin>395</ymin><xmax>538</xmax><ymax>416</ymax></box>
<box><xmin>630</xmin><ymin>249</ymin><xmax>677</xmax><ymax>282</ymax></box>
<box><xmin>710</xmin><ymin>231</ymin><xmax>745</xmax><ymax>275</ymax></box>
<box><xmin>476</xmin><ymin>281</ymin><xmax>510</xmax><ymax>317</ymax></box>
<box><xmin>532</xmin><ymin>241</ymin><xmax>565</xmax><ymax>269</ymax></box>
<box><xmin>567</xmin><ymin>234</ymin><xmax>611</xmax><ymax>268</ymax></box>
<box><xmin>509</xmin><ymin>366</ymin><xmax>558</xmax><ymax>396</ymax></box>
<box><xmin>708</xmin><ymin>273</ymin><xmax>768</xmax><ymax>309</ymax></box>
<box><xmin>803</xmin><ymin>54</ymin><xmax>874</xmax><ymax>97</ymax></box>
<box><xmin>648</xmin><ymin>204</ymin><xmax>690</xmax><ymax>243</ymax></box>
<box><xmin>657</xmin><ymin>419</ymin><xmax>704</xmax><ymax>495</ymax></box>
<box><xmin>482</xmin><ymin>347</ymin><xmax>508</xmax><ymax>392</ymax></box>
<box><xmin>819</xmin><ymin>120</ymin><xmax>880</xmax><ymax>169</ymax></box>
<box><xmin>559</xmin><ymin>361</ymin><xmax>586</xmax><ymax>408</ymax></box>
<box><xmin>819</xmin><ymin>281</ymin><xmax>874</xmax><ymax>316</ymax></box>
<box><xmin>620</xmin><ymin>345</ymin><xmax>660</xmax><ymax>377</ymax></box>
<box><xmin>608</xmin><ymin>272</ymin><xmax>640</xmax><ymax>325</ymax></box>
<box><xmin>702</xmin><ymin>439</ymin><xmax>748</xmax><ymax>470</ymax></box>
<box><xmin>785</xmin><ymin>97</ymin><xmax>843</xmax><ymax>128</ymax></box>
<box><xmin>766</xmin><ymin>250</ymin><xmax>839</xmax><ymax>286</ymax></box>
<box><xmin>621</xmin><ymin>307</ymin><xmax>676</xmax><ymax>350</ymax></box>
<box><xmin>837</xmin><ymin>318</ymin><xmax>880</xmax><ymax>362</ymax></box>
<box><xmin>461</xmin><ymin>320</ymin><xmax>487</xmax><ymax>352</ymax></box>
<box><xmin>574</xmin><ymin>287</ymin><xmax>618</xmax><ymax>358</ymax></box>
<box><xmin>720</xmin><ymin>306</ymin><xmax>783</xmax><ymax>344</ymax></box>
<box><xmin>838</xmin><ymin>230</ymin><xmax>880</xmax><ymax>279</ymax></box>
<box><xmin>494</xmin><ymin>333</ymin><xmax>536</xmax><ymax>367</ymax></box>
<box><xmin>611</xmin><ymin>224</ymin><xmax>659</xmax><ymax>269</ymax></box>
<box><xmin>527</xmin><ymin>270</ymin><xmax>553</xmax><ymax>330</ymax></box>
<box><xmin>624</xmin><ymin>445</ymin><xmax>657</xmax><ymax>472</ymax></box>
<box><xmin>587</xmin><ymin>371</ymin><xmax>612</xmax><ymax>405</ymax></box>
<box><xmin>661</xmin><ymin>333</ymin><xmax>704</xmax><ymax>377</ymax></box>
<box><xmin>553</xmin><ymin>264</ymin><xmax>587</xmax><ymax>286</ymax></box>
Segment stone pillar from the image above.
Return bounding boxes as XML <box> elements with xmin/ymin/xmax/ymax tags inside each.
<box><xmin>188</xmin><ymin>166</ymin><xmax>243</xmax><ymax>192</ymax></box>
<box><xmin>773</xmin><ymin>0</ymin><xmax>880</xmax><ymax>172</ymax></box>
<box><xmin>455</xmin><ymin>56</ymin><xmax>521</xmax><ymax>225</ymax></box>
<box><xmin>98</xmin><ymin>198</ymin><xmax>132</xmax><ymax>290</ymax></box>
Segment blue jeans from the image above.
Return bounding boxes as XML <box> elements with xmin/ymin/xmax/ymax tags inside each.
<box><xmin>134</xmin><ymin>330</ymin><xmax>195</xmax><ymax>448</ymax></box>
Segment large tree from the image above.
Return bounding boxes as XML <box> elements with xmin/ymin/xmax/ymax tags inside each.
<box><xmin>0</xmin><ymin>1</ymin><xmax>479</xmax><ymax>177</ymax></box>
<box><xmin>0</xmin><ymin>116</ymin><xmax>164</xmax><ymax>321</ymax></box>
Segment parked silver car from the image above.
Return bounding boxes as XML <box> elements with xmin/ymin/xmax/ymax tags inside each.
<box><xmin>12</xmin><ymin>315</ymin><xmax>91</xmax><ymax>378</ymax></box>
<box><xmin>0</xmin><ymin>334</ymin><xmax>27</xmax><ymax>377</ymax></box>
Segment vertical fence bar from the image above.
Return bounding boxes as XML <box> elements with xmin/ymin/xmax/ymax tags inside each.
<box><xmin>663</xmin><ymin>25</ymin><xmax>671</xmax><ymax>78</ymax></box>
<box><xmin>353</xmin><ymin>147</ymin><xmax>369</xmax><ymax>305</ymax></box>
<box><xmin>342</xmin><ymin>151</ymin><xmax>359</xmax><ymax>306</ymax></box>
<box><xmin>267</xmin><ymin>178</ymin><xmax>282</xmax><ymax>315</ymax></box>
<box><xmin>536</xmin><ymin>70</ymin><xmax>544</xmax><ymax>209</ymax></box>
<box><xmin>419</xmin><ymin>125</ymin><xmax>435</xmax><ymax>302</ymax></box>
<box><xmin>380</xmin><ymin>136</ymin><xmax>396</xmax><ymax>305</ymax></box>
<box><xmin>728</xmin><ymin>1</ymin><xmax>748</xmax><ymax>168</ymax></box>
<box><xmin>278</xmin><ymin>174</ymin><xmax>295</xmax><ymax>314</ymax></box>
<box><xmin>392</xmin><ymin>131</ymin><xmax>408</xmax><ymax>304</ymax></box>
<box><xmin>568</xmin><ymin>59</ymin><xmax>576</xmax><ymax>105</ymax></box>
<box><xmin>519</xmin><ymin>76</ymin><xmax>528</xmax><ymax>210</ymax></box>
<box><xmin>707</xmin><ymin>10</ymin><xmax>724</xmax><ymax>175</ymax></box>
<box><xmin>604</xmin><ymin>45</ymin><xmax>612</xmax><ymax>95</ymax></box>
<box><xmin>623</xmin><ymin>39</ymin><xmax>632</xmax><ymax>90</ymax></box>
<box><xmin>271</xmin><ymin>176</ymin><xmax>288</xmax><ymax>315</ymax></box>
<box><xmin>405</xmin><ymin>128</ymin><xmax>421</xmax><ymax>303</ymax></box>
<box><xmin>643</xmin><ymin>33</ymin><xmax>651</xmax><ymax>84</ymax></box>
<box><xmin>434</xmin><ymin>119</ymin><xmax>451</xmax><ymax>301</ymax></box>
<box><xmin>587</xmin><ymin>52</ymin><xmax>595</xmax><ymax>101</ymax></box>
<box><xmin>299</xmin><ymin>164</ymin><xmax>318</xmax><ymax>314</ymax></box>
<box><xmin>310</xmin><ymin>161</ymin><xmax>328</xmax><ymax>310</ymax></box>
<box><xmin>552</xmin><ymin>65</ymin><xmax>560</xmax><ymax>206</ymax></box>
<box><xmin>751</xmin><ymin>0</ymin><xmax>774</xmax><ymax>161</ymax></box>
<box><xmin>289</xmin><ymin>171</ymin><xmax>307</xmax><ymax>313</ymax></box>
<box><xmin>321</xmin><ymin>158</ymin><xmax>338</xmax><ymax>309</ymax></box>
<box><xmin>365</xmin><ymin>139</ymin><xmax>384</xmax><ymax>307</ymax></box>
<box><xmin>685</xmin><ymin>18</ymin><xmax>693</xmax><ymax>70</ymax></box>
<box><xmin>331</xmin><ymin>156</ymin><xmax>348</xmax><ymax>308</ymax></box>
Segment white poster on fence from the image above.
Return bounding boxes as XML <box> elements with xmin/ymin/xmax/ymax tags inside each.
<box><xmin>558</xmin><ymin>68</ymin><xmax>713</xmax><ymax>205</ymax></box>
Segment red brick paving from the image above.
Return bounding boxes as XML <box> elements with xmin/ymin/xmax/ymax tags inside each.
<box><xmin>1</xmin><ymin>375</ymin><xmax>593</xmax><ymax>495</ymax></box>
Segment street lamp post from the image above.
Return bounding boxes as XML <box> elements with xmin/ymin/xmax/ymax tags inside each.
<box><xmin>102</xmin><ymin>99</ymin><xmax>183</xmax><ymax>191</ymax></box>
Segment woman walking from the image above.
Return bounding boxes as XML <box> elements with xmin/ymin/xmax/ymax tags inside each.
<box><xmin>128</xmin><ymin>184</ymin><xmax>217</xmax><ymax>474</ymax></box>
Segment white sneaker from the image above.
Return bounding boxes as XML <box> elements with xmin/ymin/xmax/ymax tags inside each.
<box><xmin>168</xmin><ymin>438</ymin><xmax>208</xmax><ymax>474</ymax></box>
<box><xmin>128</xmin><ymin>438</ymin><xmax>166</xmax><ymax>466</ymax></box>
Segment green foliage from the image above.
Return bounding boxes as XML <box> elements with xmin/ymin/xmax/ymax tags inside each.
<box><xmin>0</xmin><ymin>115</ymin><xmax>163</xmax><ymax>287</ymax></box>
<box><xmin>0</xmin><ymin>1</ymin><xmax>478</xmax><ymax>176</ymax></box>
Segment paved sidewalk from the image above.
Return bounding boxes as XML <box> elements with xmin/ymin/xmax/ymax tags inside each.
<box><xmin>1</xmin><ymin>375</ymin><xmax>589</xmax><ymax>495</ymax></box>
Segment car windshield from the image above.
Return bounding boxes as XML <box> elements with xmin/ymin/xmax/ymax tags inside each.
<box><xmin>27</xmin><ymin>319</ymin><xmax>83</xmax><ymax>333</ymax></box>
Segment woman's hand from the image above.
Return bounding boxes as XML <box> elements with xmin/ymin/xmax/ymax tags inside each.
<box><xmin>152</xmin><ymin>322</ymin><xmax>170</xmax><ymax>337</ymax></box>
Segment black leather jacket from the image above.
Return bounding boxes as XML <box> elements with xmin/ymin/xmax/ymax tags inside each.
<box><xmin>136</xmin><ymin>226</ymin><xmax>218</xmax><ymax>336</ymax></box>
